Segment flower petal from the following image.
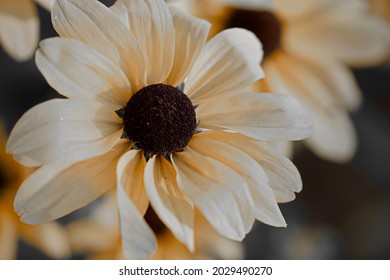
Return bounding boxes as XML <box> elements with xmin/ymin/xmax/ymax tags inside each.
<box><xmin>7</xmin><ymin>99</ymin><xmax>123</xmax><ymax>166</ymax></box>
<box><xmin>0</xmin><ymin>0</ymin><xmax>38</xmax><ymax>61</ymax></box>
<box><xmin>264</xmin><ymin>54</ymin><xmax>357</xmax><ymax>162</ymax></box>
<box><xmin>35</xmin><ymin>0</ymin><xmax>54</xmax><ymax>11</ymax></box>
<box><xmin>274</xmin><ymin>0</ymin><xmax>339</xmax><ymax>21</ymax></box>
<box><xmin>117</xmin><ymin>150</ymin><xmax>149</xmax><ymax>215</ymax></box>
<box><xmin>185</xmin><ymin>28</ymin><xmax>264</xmax><ymax>104</ymax></box>
<box><xmin>304</xmin><ymin>110</ymin><xmax>357</xmax><ymax>163</ymax></box>
<box><xmin>199</xmin><ymin>131</ymin><xmax>302</xmax><ymax>203</ymax></box>
<box><xmin>267</xmin><ymin>140</ymin><xmax>294</xmax><ymax>159</ymax></box>
<box><xmin>36</xmin><ymin>38</ymin><xmax>132</xmax><ymax>111</ymax></box>
<box><xmin>189</xmin><ymin>133</ymin><xmax>286</xmax><ymax>228</ymax></box>
<box><xmin>52</xmin><ymin>0</ymin><xmax>146</xmax><ymax>89</ymax></box>
<box><xmin>217</xmin><ymin>0</ymin><xmax>273</xmax><ymax>10</ymax></box>
<box><xmin>172</xmin><ymin>148</ymin><xmax>246</xmax><ymax>241</ymax></box>
<box><xmin>165</xmin><ymin>7</ymin><xmax>211</xmax><ymax>86</ymax></box>
<box><xmin>283</xmin><ymin>47</ymin><xmax>362</xmax><ymax>111</ymax></box>
<box><xmin>144</xmin><ymin>155</ymin><xmax>194</xmax><ymax>251</ymax></box>
<box><xmin>14</xmin><ymin>141</ymin><xmax>129</xmax><ymax>224</ymax></box>
<box><xmin>116</xmin><ymin>150</ymin><xmax>157</xmax><ymax>259</ymax></box>
<box><xmin>196</xmin><ymin>91</ymin><xmax>313</xmax><ymax>141</ymax></box>
<box><xmin>285</xmin><ymin>0</ymin><xmax>390</xmax><ymax>67</ymax></box>
<box><xmin>110</xmin><ymin>0</ymin><xmax>175</xmax><ymax>85</ymax></box>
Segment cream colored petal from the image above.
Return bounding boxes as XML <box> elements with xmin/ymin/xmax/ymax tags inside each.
<box><xmin>196</xmin><ymin>91</ymin><xmax>313</xmax><ymax>141</ymax></box>
<box><xmin>172</xmin><ymin>148</ymin><xmax>246</xmax><ymax>241</ymax></box>
<box><xmin>116</xmin><ymin>150</ymin><xmax>157</xmax><ymax>259</ymax></box>
<box><xmin>217</xmin><ymin>0</ymin><xmax>273</xmax><ymax>10</ymax></box>
<box><xmin>52</xmin><ymin>0</ymin><xmax>146</xmax><ymax>89</ymax></box>
<box><xmin>20</xmin><ymin>222</ymin><xmax>71</xmax><ymax>259</ymax></box>
<box><xmin>283</xmin><ymin>47</ymin><xmax>362</xmax><ymax>111</ymax></box>
<box><xmin>110</xmin><ymin>0</ymin><xmax>175</xmax><ymax>86</ymax></box>
<box><xmin>166</xmin><ymin>0</ymin><xmax>194</xmax><ymax>12</ymax></box>
<box><xmin>14</xmin><ymin>141</ymin><xmax>129</xmax><ymax>224</ymax></box>
<box><xmin>36</xmin><ymin>38</ymin><xmax>132</xmax><ymax>111</ymax></box>
<box><xmin>267</xmin><ymin>141</ymin><xmax>294</xmax><ymax>159</ymax></box>
<box><xmin>185</xmin><ymin>28</ymin><xmax>264</xmax><ymax>104</ymax></box>
<box><xmin>274</xmin><ymin>0</ymin><xmax>339</xmax><ymax>22</ymax></box>
<box><xmin>189</xmin><ymin>134</ymin><xmax>286</xmax><ymax>228</ymax></box>
<box><xmin>201</xmin><ymin>131</ymin><xmax>302</xmax><ymax>203</ymax></box>
<box><xmin>7</xmin><ymin>99</ymin><xmax>123</xmax><ymax>166</ymax></box>
<box><xmin>35</xmin><ymin>0</ymin><xmax>54</xmax><ymax>11</ymax></box>
<box><xmin>144</xmin><ymin>155</ymin><xmax>194</xmax><ymax>251</ymax></box>
<box><xmin>304</xmin><ymin>111</ymin><xmax>357</xmax><ymax>163</ymax></box>
<box><xmin>285</xmin><ymin>1</ymin><xmax>390</xmax><ymax>67</ymax></box>
<box><xmin>117</xmin><ymin>150</ymin><xmax>149</xmax><ymax>215</ymax></box>
<box><xmin>0</xmin><ymin>0</ymin><xmax>38</xmax><ymax>61</ymax></box>
<box><xmin>164</xmin><ymin>7</ymin><xmax>210</xmax><ymax>86</ymax></box>
<box><xmin>0</xmin><ymin>210</ymin><xmax>18</xmax><ymax>259</ymax></box>
<box><xmin>265</xmin><ymin>54</ymin><xmax>357</xmax><ymax>162</ymax></box>
<box><xmin>186</xmin><ymin>136</ymin><xmax>257</xmax><ymax>232</ymax></box>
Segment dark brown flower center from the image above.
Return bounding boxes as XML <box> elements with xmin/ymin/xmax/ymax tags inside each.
<box><xmin>225</xmin><ymin>9</ymin><xmax>282</xmax><ymax>58</ymax></box>
<box><xmin>123</xmin><ymin>83</ymin><xmax>196</xmax><ymax>157</ymax></box>
<box><xmin>144</xmin><ymin>206</ymin><xmax>167</xmax><ymax>235</ymax></box>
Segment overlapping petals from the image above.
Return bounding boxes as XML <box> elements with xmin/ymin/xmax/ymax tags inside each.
<box><xmin>14</xmin><ymin>141</ymin><xmax>129</xmax><ymax>224</ymax></box>
<box><xmin>264</xmin><ymin>53</ymin><xmax>357</xmax><ymax>162</ymax></box>
<box><xmin>36</xmin><ymin>38</ymin><xmax>132</xmax><ymax>111</ymax></box>
<box><xmin>185</xmin><ymin>28</ymin><xmax>264</xmax><ymax>104</ymax></box>
<box><xmin>7</xmin><ymin>99</ymin><xmax>123</xmax><ymax>166</ymax></box>
<box><xmin>116</xmin><ymin>150</ymin><xmax>156</xmax><ymax>259</ymax></box>
<box><xmin>196</xmin><ymin>92</ymin><xmax>312</xmax><ymax>141</ymax></box>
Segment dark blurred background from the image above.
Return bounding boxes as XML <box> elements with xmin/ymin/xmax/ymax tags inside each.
<box><xmin>1</xmin><ymin>2</ymin><xmax>389</xmax><ymax>260</ymax></box>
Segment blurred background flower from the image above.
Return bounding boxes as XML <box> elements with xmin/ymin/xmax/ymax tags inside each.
<box><xmin>0</xmin><ymin>124</ymin><xmax>70</xmax><ymax>260</ymax></box>
<box><xmin>0</xmin><ymin>0</ymin><xmax>390</xmax><ymax>260</ymax></box>
<box><xmin>0</xmin><ymin>0</ymin><xmax>53</xmax><ymax>61</ymax></box>
<box><xmin>195</xmin><ymin>0</ymin><xmax>390</xmax><ymax>162</ymax></box>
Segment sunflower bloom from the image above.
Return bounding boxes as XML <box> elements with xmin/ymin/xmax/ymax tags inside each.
<box><xmin>201</xmin><ymin>0</ymin><xmax>390</xmax><ymax>162</ymax></box>
<box><xmin>0</xmin><ymin>0</ymin><xmax>53</xmax><ymax>61</ymax></box>
<box><xmin>7</xmin><ymin>0</ymin><xmax>312</xmax><ymax>259</ymax></box>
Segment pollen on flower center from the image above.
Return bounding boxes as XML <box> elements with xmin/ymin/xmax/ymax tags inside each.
<box><xmin>226</xmin><ymin>9</ymin><xmax>282</xmax><ymax>58</ymax></box>
<box><xmin>123</xmin><ymin>83</ymin><xmax>196</xmax><ymax>156</ymax></box>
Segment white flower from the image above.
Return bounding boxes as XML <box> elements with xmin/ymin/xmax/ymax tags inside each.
<box><xmin>0</xmin><ymin>0</ymin><xmax>53</xmax><ymax>61</ymax></box>
<box><xmin>7</xmin><ymin>0</ymin><xmax>312</xmax><ymax>259</ymax></box>
<box><xmin>206</xmin><ymin>0</ymin><xmax>390</xmax><ymax>162</ymax></box>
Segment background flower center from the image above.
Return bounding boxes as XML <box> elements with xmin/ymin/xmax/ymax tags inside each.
<box><xmin>225</xmin><ymin>9</ymin><xmax>282</xmax><ymax>58</ymax></box>
<box><xmin>123</xmin><ymin>83</ymin><xmax>196</xmax><ymax>156</ymax></box>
